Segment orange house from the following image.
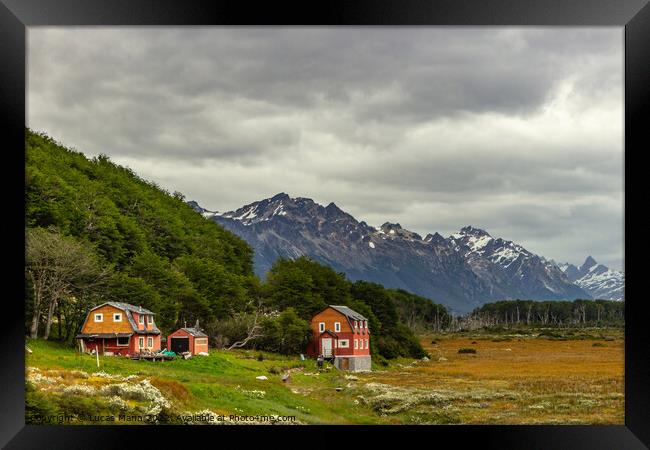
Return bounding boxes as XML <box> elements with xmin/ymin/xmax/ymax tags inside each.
<box><xmin>307</xmin><ymin>305</ymin><xmax>371</xmax><ymax>371</ymax></box>
<box><xmin>76</xmin><ymin>302</ymin><xmax>161</xmax><ymax>356</ymax></box>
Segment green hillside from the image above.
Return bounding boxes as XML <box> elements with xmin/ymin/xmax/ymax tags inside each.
<box><xmin>26</xmin><ymin>129</ymin><xmax>255</xmax><ymax>338</ymax></box>
<box><xmin>25</xmin><ymin>129</ymin><xmax>449</xmax><ymax>360</ymax></box>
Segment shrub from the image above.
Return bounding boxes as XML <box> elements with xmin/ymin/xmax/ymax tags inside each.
<box><xmin>25</xmin><ymin>382</ymin><xmax>59</xmax><ymax>424</ymax></box>
<box><xmin>56</xmin><ymin>394</ymin><xmax>109</xmax><ymax>418</ymax></box>
<box><xmin>256</xmin><ymin>308</ymin><xmax>311</xmax><ymax>355</ymax></box>
<box><xmin>267</xmin><ymin>366</ymin><xmax>280</xmax><ymax>375</ymax></box>
<box><xmin>458</xmin><ymin>348</ymin><xmax>477</xmax><ymax>354</ymax></box>
<box><xmin>257</xmin><ymin>353</ymin><xmax>265</xmax><ymax>361</ymax></box>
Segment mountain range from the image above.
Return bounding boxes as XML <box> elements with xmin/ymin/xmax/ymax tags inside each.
<box><xmin>555</xmin><ymin>257</ymin><xmax>624</xmax><ymax>302</ymax></box>
<box><xmin>188</xmin><ymin>194</ymin><xmax>623</xmax><ymax>313</ymax></box>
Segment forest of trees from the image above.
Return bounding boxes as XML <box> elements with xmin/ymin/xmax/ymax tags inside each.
<box><xmin>24</xmin><ymin>129</ymin><xmax>452</xmax><ymax>361</ymax></box>
<box><xmin>462</xmin><ymin>299</ymin><xmax>624</xmax><ymax>329</ymax></box>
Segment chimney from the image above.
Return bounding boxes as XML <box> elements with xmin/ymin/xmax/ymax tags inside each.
<box><xmin>195</xmin><ymin>318</ymin><xmax>200</xmax><ymax>330</ymax></box>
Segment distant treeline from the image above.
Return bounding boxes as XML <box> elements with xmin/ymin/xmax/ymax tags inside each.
<box><xmin>461</xmin><ymin>299</ymin><xmax>624</xmax><ymax>329</ymax></box>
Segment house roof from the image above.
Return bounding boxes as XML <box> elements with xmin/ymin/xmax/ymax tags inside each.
<box><xmin>81</xmin><ymin>302</ymin><xmax>161</xmax><ymax>335</ymax></box>
<box><xmin>319</xmin><ymin>329</ymin><xmax>339</xmax><ymax>338</ymax></box>
<box><xmin>178</xmin><ymin>327</ymin><xmax>207</xmax><ymax>337</ymax></box>
<box><xmin>328</xmin><ymin>305</ymin><xmax>367</xmax><ymax>321</ymax></box>
<box><xmin>76</xmin><ymin>333</ymin><xmax>133</xmax><ymax>339</ymax></box>
<box><xmin>92</xmin><ymin>302</ymin><xmax>156</xmax><ymax>315</ymax></box>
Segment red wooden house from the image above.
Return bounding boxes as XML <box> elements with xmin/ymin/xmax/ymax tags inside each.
<box><xmin>307</xmin><ymin>305</ymin><xmax>371</xmax><ymax>371</ymax></box>
<box><xmin>75</xmin><ymin>302</ymin><xmax>161</xmax><ymax>356</ymax></box>
<box><xmin>167</xmin><ymin>322</ymin><xmax>208</xmax><ymax>355</ymax></box>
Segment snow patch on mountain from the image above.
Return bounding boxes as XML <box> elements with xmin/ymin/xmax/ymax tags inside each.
<box><xmin>558</xmin><ymin>256</ymin><xmax>624</xmax><ymax>301</ymax></box>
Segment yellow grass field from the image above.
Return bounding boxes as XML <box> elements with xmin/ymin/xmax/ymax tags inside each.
<box><xmin>361</xmin><ymin>330</ymin><xmax>624</xmax><ymax>424</ymax></box>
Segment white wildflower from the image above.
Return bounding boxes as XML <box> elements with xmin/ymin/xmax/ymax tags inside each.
<box><xmin>62</xmin><ymin>384</ymin><xmax>97</xmax><ymax>396</ymax></box>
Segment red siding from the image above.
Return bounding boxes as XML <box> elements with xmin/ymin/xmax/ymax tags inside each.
<box><xmin>307</xmin><ymin>307</ymin><xmax>371</xmax><ymax>357</ymax></box>
<box><xmin>130</xmin><ymin>334</ymin><xmax>161</xmax><ymax>353</ymax></box>
<box><xmin>80</xmin><ymin>334</ymin><xmax>160</xmax><ymax>356</ymax></box>
<box><xmin>167</xmin><ymin>329</ymin><xmax>208</xmax><ymax>354</ymax></box>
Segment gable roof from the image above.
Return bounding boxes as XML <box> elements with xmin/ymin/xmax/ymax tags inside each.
<box><xmin>179</xmin><ymin>327</ymin><xmax>207</xmax><ymax>337</ymax></box>
<box><xmin>318</xmin><ymin>329</ymin><xmax>339</xmax><ymax>338</ymax></box>
<box><xmin>81</xmin><ymin>302</ymin><xmax>161</xmax><ymax>335</ymax></box>
<box><xmin>90</xmin><ymin>302</ymin><xmax>155</xmax><ymax>315</ymax></box>
<box><xmin>328</xmin><ymin>305</ymin><xmax>367</xmax><ymax>321</ymax></box>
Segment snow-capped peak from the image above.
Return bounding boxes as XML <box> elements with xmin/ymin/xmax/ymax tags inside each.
<box><xmin>558</xmin><ymin>256</ymin><xmax>624</xmax><ymax>301</ymax></box>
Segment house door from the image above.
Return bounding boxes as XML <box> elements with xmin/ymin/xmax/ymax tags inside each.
<box><xmin>321</xmin><ymin>338</ymin><xmax>332</xmax><ymax>357</ymax></box>
<box><xmin>340</xmin><ymin>357</ymin><xmax>350</xmax><ymax>370</ymax></box>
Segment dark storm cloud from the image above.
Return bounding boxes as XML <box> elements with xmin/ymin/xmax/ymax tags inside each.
<box><xmin>27</xmin><ymin>27</ymin><xmax>623</xmax><ymax>270</ymax></box>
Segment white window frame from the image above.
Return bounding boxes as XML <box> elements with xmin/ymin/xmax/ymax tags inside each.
<box><xmin>147</xmin><ymin>336</ymin><xmax>153</xmax><ymax>349</ymax></box>
<box><xmin>113</xmin><ymin>313</ymin><xmax>122</xmax><ymax>322</ymax></box>
<box><xmin>354</xmin><ymin>339</ymin><xmax>358</xmax><ymax>349</ymax></box>
<box><xmin>139</xmin><ymin>314</ymin><xmax>144</xmax><ymax>325</ymax></box>
<box><xmin>94</xmin><ymin>313</ymin><xmax>103</xmax><ymax>322</ymax></box>
<box><xmin>354</xmin><ymin>320</ymin><xmax>358</xmax><ymax>329</ymax></box>
<box><xmin>319</xmin><ymin>322</ymin><xmax>325</xmax><ymax>332</ymax></box>
<box><xmin>338</xmin><ymin>339</ymin><xmax>349</xmax><ymax>348</ymax></box>
<box><xmin>364</xmin><ymin>321</ymin><xmax>368</xmax><ymax>329</ymax></box>
<box><xmin>365</xmin><ymin>339</ymin><xmax>369</xmax><ymax>349</ymax></box>
<box><xmin>334</xmin><ymin>322</ymin><xmax>341</xmax><ymax>332</ymax></box>
<box><xmin>195</xmin><ymin>338</ymin><xmax>207</xmax><ymax>345</ymax></box>
<box><xmin>147</xmin><ymin>315</ymin><xmax>153</xmax><ymax>325</ymax></box>
<box><xmin>138</xmin><ymin>337</ymin><xmax>144</xmax><ymax>349</ymax></box>
<box><xmin>117</xmin><ymin>336</ymin><xmax>129</xmax><ymax>346</ymax></box>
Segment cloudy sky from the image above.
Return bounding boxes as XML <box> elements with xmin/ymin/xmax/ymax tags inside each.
<box><xmin>27</xmin><ymin>27</ymin><xmax>624</xmax><ymax>270</ymax></box>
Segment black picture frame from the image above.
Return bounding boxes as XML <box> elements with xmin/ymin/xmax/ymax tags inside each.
<box><xmin>2</xmin><ymin>0</ymin><xmax>648</xmax><ymax>448</ymax></box>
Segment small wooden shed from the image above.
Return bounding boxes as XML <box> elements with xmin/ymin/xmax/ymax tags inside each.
<box><xmin>167</xmin><ymin>322</ymin><xmax>208</xmax><ymax>355</ymax></box>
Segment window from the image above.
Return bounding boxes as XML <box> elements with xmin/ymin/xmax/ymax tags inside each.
<box><xmin>147</xmin><ymin>337</ymin><xmax>153</xmax><ymax>348</ymax></box>
<box><xmin>147</xmin><ymin>315</ymin><xmax>153</xmax><ymax>324</ymax></box>
<box><xmin>354</xmin><ymin>320</ymin><xmax>358</xmax><ymax>328</ymax></box>
<box><xmin>354</xmin><ymin>339</ymin><xmax>358</xmax><ymax>349</ymax></box>
<box><xmin>117</xmin><ymin>336</ymin><xmax>129</xmax><ymax>346</ymax></box>
<box><xmin>195</xmin><ymin>338</ymin><xmax>207</xmax><ymax>345</ymax></box>
<box><xmin>94</xmin><ymin>313</ymin><xmax>103</xmax><ymax>322</ymax></box>
<box><xmin>138</xmin><ymin>315</ymin><xmax>144</xmax><ymax>325</ymax></box>
<box><xmin>364</xmin><ymin>321</ymin><xmax>368</xmax><ymax>329</ymax></box>
<box><xmin>139</xmin><ymin>337</ymin><xmax>144</xmax><ymax>349</ymax></box>
<box><xmin>319</xmin><ymin>322</ymin><xmax>325</xmax><ymax>332</ymax></box>
<box><xmin>338</xmin><ymin>340</ymin><xmax>349</xmax><ymax>348</ymax></box>
<box><xmin>365</xmin><ymin>339</ymin><xmax>369</xmax><ymax>349</ymax></box>
<box><xmin>113</xmin><ymin>313</ymin><xmax>122</xmax><ymax>322</ymax></box>
<box><xmin>334</xmin><ymin>322</ymin><xmax>341</xmax><ymax>332</ymax></box>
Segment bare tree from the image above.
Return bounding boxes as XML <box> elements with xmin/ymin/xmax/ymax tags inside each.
<box><xmin>227</xmin><ymin>299</ymin><xmax>264</xmax><ymax>350</ymax></box>
<box><xmin>26</xmin><ymin>228</ymin><xmax>109</xmax><ymax>339</ymax></box>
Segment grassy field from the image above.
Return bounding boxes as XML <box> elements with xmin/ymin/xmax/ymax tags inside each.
<box><xmin>25</xmin><ymin>327</ymin><xmax>624</xmax><ymax>425</ymax></box>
